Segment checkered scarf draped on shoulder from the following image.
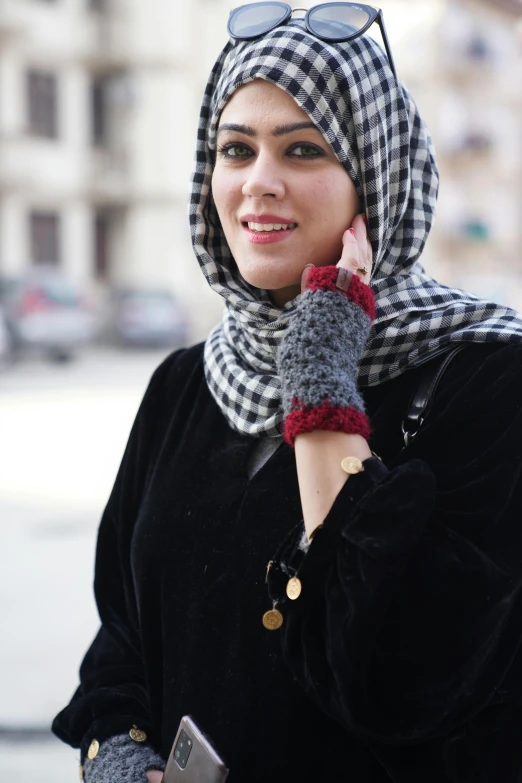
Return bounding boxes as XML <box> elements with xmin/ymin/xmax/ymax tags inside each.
<box><xmin>190</xmin><ymin>20</ymin><xmax>522</xmax><ymax>437</ymax></box>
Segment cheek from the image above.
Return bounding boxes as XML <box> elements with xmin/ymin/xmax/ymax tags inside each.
<box><xmin>304</xmin><ymin>174</ymin><xmax>359</xmax><ymax>229</ymax></box>
<box><xmin>211</xmin><ymin>171</ymin><xmax>240</xmax><ymax>223</ymax></box>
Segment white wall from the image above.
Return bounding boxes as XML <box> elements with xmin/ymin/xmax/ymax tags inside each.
<box><xmin>62</xmin><ymin>201</ymin><xmax>93</xmax><ymax>283</ymax></box>
<box><xmin>0</xmin><ymin>196</ymin><xmax>26</xmax><ymax>275</ymax></box>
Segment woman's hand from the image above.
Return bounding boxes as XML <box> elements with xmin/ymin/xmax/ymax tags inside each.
<box><xmin>339</xmin><ymin>212</ymin><xmax>373</xmax><ymax>284</ymax></box>
<box><xmin>146</xmin><ymin>771</ymin><xmax>164</xmax><ymax>783</ymax></box>
<box><xmin>278</xmin><ymin>210</ymin><xmax>375</xmax><ymax>449</ymax></box>
<box><xmin>301</xmin><ymin>212</ymin><xmax>373</xmax><ymax>292</ymax></box>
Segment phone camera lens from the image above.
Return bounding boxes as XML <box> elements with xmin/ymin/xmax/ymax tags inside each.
<box><xmin>173</xmin><ymin>729</ymin><xmax>193</xmax><ymax>770</ymax></box>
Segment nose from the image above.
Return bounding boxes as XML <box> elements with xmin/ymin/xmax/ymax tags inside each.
<box><xmin>241</xmin><ymin>151</ymin><xmax>285</xmax><ymax>200</ymax></box>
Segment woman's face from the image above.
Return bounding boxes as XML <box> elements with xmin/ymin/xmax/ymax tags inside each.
<box><xmin>212</xmin><ymin>79</ymin><xmax>360</xmax><ymax>307</ymax></box>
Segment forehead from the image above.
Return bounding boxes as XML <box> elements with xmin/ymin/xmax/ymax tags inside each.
<box><xmin>219</xmin><ymin>79</ymin><xmax>310</xmax><ymax>125</ymax></box>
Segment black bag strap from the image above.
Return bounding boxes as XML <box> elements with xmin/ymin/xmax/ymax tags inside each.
<box><xmin>401</xmin><ymin>345</ymin><xmax>466</xmax><ymax>447</ymax></box>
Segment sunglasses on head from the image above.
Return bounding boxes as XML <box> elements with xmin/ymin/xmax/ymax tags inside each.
<box><xmin>227</xmin><ymin>2</ymin><xmax>397</xmax><ymax>79</ymax></box>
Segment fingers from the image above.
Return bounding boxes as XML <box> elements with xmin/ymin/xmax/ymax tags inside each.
<box><xmin>337</xmin><ymin>214</ymin><xmax>372</xmax><ymax>283</ymax></box>
<box><xmin>300</xmin><ymin>264</ymin><xmax>315</xmax><ymax>294</ymax></box>
<box><xmin>338</xmin><ymin>228</ymin><xmax>359</xmax><ymax>271</ymax></box>
<box><xmin>299</xmin><ymin>213</ymin><xmax>372</xmax><ymax>294</ymax></box>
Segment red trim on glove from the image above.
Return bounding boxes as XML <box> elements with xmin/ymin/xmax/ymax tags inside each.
<box><xmin>282</xmin><ymin>398</ymin><xmax>371</xmax><ymax>447</ymax></box>
<box><xmin>305</xmin><ymin>266</ymin><xmax>376</xmax><ymax>320</ymax></box>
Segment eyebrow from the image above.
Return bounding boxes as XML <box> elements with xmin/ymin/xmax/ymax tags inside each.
<box><xmin>216</xmin><ymin>122</ymin><xmax>318</xmax><ymax>137</ymax></box>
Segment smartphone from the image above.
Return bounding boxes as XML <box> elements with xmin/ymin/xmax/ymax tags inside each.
<box><xmin>162</xmin><ymin>715</ymin><xmax>229</xmax><ymax>783</ymax></box>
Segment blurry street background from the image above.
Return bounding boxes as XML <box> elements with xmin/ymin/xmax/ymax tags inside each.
<box><xmin>0</xmin><ymin>347</ymin><xmax>169</xmax><ymax>781</ymax></box>
<box><xmin>0</xmin><ymin>0</ymin><xmax>521</xmax><ymax>780</ymax></box>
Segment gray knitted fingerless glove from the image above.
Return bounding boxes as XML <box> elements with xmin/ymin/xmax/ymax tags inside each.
<box><xmin>277</xmin><ymin>265</ymin><xmax>375</xmax><ymax>446</ymax></box>
<box><xmin>83</xmin><ymin>734</ymin><xmax>165</xmax><ymax>783</ymax></box>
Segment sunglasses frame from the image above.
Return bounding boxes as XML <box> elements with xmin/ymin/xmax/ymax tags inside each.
<box><xmin>227</xmin><ymin>2</ymin><xmax>397</xmax><ymax>79</ymax></box>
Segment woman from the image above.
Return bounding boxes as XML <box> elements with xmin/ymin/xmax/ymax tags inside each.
<box><xmin>53</xmin><ymin>6</ymin><xmax>522</xmax><ymax>782</ymax></box>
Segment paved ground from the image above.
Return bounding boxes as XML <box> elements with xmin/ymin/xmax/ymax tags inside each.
<box><xmin>0</xmin><ymin>347</ymin><xmax>172</xmax><ymax>781</ymax></box>
<box><xmin>0</xmin><ymin>735</ymin><xmax>80</xmax><ymax>783</ymax></box>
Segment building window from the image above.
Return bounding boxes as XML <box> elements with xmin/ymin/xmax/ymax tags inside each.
<box><xmin>91</xmin><ymin>78</ymin><xmax>108</xmax><ymax>146</ymax></box>
<box><xmin>27</xmin><ymin>70</ymin><xmax>58</xmax><ymax>139</ymax></box>
<box><xmin>30</xmin><ymin>212</ymin><xmax>61</xmax><ymax>265</ymax></box>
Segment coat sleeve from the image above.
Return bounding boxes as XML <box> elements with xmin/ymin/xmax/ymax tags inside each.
<box><xmin>51</xmin><ymin>351</ymin><xmax>182</xmax><ymax>761</ymax></box>
<box><xmin>271</xmin><ymin>344</ymin><xmax>522</xmax><ymax>745</ymax></box>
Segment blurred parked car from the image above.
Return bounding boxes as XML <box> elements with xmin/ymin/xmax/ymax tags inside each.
<box><xmin>102</xmin><ymin>288</ymin><xmax>188</xmax><ymax>349</ymax></box>
<box><xmin>0</xmin><ymin>267</ymin><xmax>97</xmax><ymax>362</ymax></box>
<box><xmin>0</xmin><ymin>305</ymin><xmax>13</xmax><ymax>369</ymax></box>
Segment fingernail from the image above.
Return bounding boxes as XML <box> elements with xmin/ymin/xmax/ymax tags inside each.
<box><xmin>303</xmin><ymin>263</ymin><xmax>315</xmax><ymax>269</ymax></box>
<box><xmin>362</xmin><ymin>215</ymin><xmax>367</xmax><ymax>225</ymax></box>
<box><xmin>348</xmin><ymin>228</ymin><xmax>355</xmax><ymax>236</ymax></box>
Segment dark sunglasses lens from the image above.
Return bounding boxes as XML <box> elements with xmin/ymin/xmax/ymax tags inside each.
<box><xmin>229</xmin><ymin>3</ymin><xmax>289</xmax><ymax>39</ymax></box>
<box><xmin>307</xmin><ymin>4</ymin><xmax>370</xmax><ymax>40</ymax></box>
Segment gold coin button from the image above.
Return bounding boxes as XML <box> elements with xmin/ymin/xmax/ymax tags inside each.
<box><xmin>286</xmin><ymin>576</ymin><xmax>302</xmax><ymax>600</ymax></box>
<box><xmin>262</xmin><ymin>608</ymin><xmax>283</xmax><ymax>630</ymax></box>
<box><xmin>129</xmin><ymin>725</ymin><xmax>147</xmax><ymax>743</ymax></box>
<box><xmin>87</xmin><ymin>739</ymin><xmax>99</xmax><ymax>760</ymax></box>
<box><xmin>341</xmin><ymin>456</ymin><xmax>364</xmax><ymax>475</ymax></box>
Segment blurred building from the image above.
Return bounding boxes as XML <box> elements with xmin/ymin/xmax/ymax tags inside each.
<box><xmin>0</xmin><ymin>0</ymin><xmax>221</xmax><ymax>339</ymax></box>
<box><xmin>430</xmin><ymin>0</ymin><xmax>522</xmax><ymax>309</ymax></box>
<box><xmin>0</xmin><ymin>0</ymin><xmax>521</xmax><ymax>331</ymax></box>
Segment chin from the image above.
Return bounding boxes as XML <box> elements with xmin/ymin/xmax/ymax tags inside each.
<box><xmin>242</xmin><ymin>271</ymin><xmax>300</xmax><ymax>292</ymax></box>
<box><xmin>236</xmin><ymin>259</ymin><xmax>300</xmax><ymax>292</ymax></box>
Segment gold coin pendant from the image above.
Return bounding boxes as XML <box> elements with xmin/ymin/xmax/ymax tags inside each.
<box><xmin>129</xmin><ymin>726</ymin><xmax>147</xmax><ymax>743</ymax></box>
<box><xmin>262</xmin><ymin>607</ymin><xmax>283</xmax><ymax>630</ymax></box>
<box><xmin>286</xmin><ymin>576</ymin><xmax>302</xmax><ymax>600</ymax></box>
<box><xmin>341</xmin><ymin>456</ymin><xmax>364</xmax><ymax>475</ymax></box>
<box><xmin>87</xmin><ymin>740</ymin><xmax>100</xmax><ymax>760</ymax></box>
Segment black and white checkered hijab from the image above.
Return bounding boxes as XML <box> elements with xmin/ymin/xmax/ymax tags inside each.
<box><xmin>189</xmin><ymin>20</ymin><xmax>522</xmax><ymax>437</ymax></box>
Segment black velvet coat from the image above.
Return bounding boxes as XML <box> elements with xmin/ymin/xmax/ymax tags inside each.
<box><xmin>52</xmin><ymin>341</ymin><xmax>522</xmax><ymax>782</ymax></box>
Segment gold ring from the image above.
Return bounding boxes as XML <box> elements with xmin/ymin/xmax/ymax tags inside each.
<box><xmin>357</xmin><ymin>265</ymin><xmax>368</xmax><ymax>275</ymax></box>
